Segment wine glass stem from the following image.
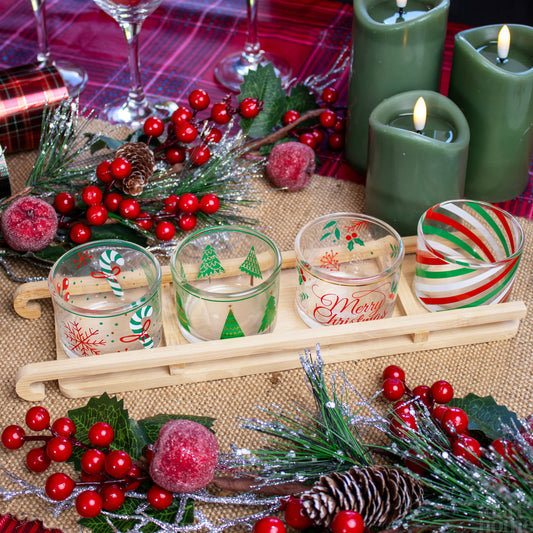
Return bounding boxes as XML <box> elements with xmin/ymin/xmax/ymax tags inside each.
<box><xmin>121</xmin><ymin>22</ymin><xmax>148</xmax><ymax>107</ymax></box>
<box><xmin>30</xmin><ymin>0</ymin><xmax>51</xmax><ymax>64</ymax></box>
<box><xmin>243</xmin><ymin>0</ymin><xmax>262</xmax><ymax>60</ymax></box>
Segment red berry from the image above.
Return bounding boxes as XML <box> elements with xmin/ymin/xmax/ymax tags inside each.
<box><xmin>321</xmin><ymin>86</ymin><xmax>339</xmax><ymax>104</ymax></box>
<box><xmin>171</xmin><ymin>106</ymin><xmax>193</xmax><ymax>125</ymax></box>
<box><xmin>81</xmin><ymin>448</ymin><xmax>106</xmax><ymax>474</ymax></box>
<box><xmin>413</xmin><ymin>385</ymin><xmax>432</xmax><ymax>408</ymax></box>
<box><xmin>282</xmin><ymin>109</ymin><xmax>300</xmax><ymax>125</ymax></box>
<box><xmin>118</xmin><ymin>198</ymin><xmax>141</xmax><ymax>220</ymax></box>
<box><xmin>46</xmin><ymin>436</ymin><xmax>73</xmax><ymax>462</ymax></box>
<box><xmin>190</xmin><ymin>145</ymin><xmax>211</xmax><ymax>166</ymax></box>
<box><xmin>88</xmin><ymin>421</ymin><xmax>114</xmax><ymax>447</ymax></box>
<box><xmin>333</xmin><ymin>117</ymin><xmax>346</xmax><ymax>132</ymax></box>
<box><xmin>81</xmin><ymin>471</ymin><xmax>104</xmax><ymax>483</ymax></box>
<box><xmin>104</xmin><ymin>192</ymin><xmax>122</xmax><ymax>213</ymax></box>
<box><xmin>328</xmin><ymin>132</ymin><xmax>344</xmax><ymax>150</ymax></box>
<box><xmin>100</xmin><ymin>484</ymin><xmax>126</xmax><ymax>511</ymax></box>
<box><xmin>319</xmin><ymin>109</ymin><xmax>337</xmax><ymax>128</ymax></box>
<box><xmin>81</xmin><ymin>186</ymin><xmax>103</xmax><ymax>206</ymax></box>
<box><xmin>239</xmin><ymin>97</ymin><xmax>262</xmax><ymax>119</ymax></box>
<box><xmin>382</xmin><ymin>377</ymin><xmax>405</xmax><ymax>401</ymax></box>
<box><xmin>143</xmin><ymin>116</ymin><xmax>164</xmax><ymax>137</ymax></box>
<box><xmin>390</xmin><ymin>413</ymin><xmax>418</xmax><ymax>437</ymax></box>
<box><xmin>96</xmin><ymin>161</ymin><xmax>113</xmax><ymax>183</ymax></box>
<box><xmin>86</xmin><ymin>204</ymin><xmax>108</xmax><ymax>226</ymax></box>
<box><xmin>175</xmin><ymin>122</ymin><xmax>198</xmax><ymax>143</ymax></box>
<box><xmin>105</xmin><ymin>450</ymin><xmax>132</xmax><ymax>478</ymax></box>
<box><xmin>382</xmin><ymin>365</ymin><xmax>405</xmax><ymax>382</ymax></box>
<box><xmin>311</xmin><ymin>128</ymin><xmax>325</xmax><ymax>144</ymax></box>
<box><xmin>393</xmin><ymin>401</ymin><xmax>413</xmax><ymax>418</ymax></box>
<box><xmin>211</xmin><ymin>102</ymin><xmax>231</xmax><ymax>124</ymax></box>
<box><xmin>135</xmin><ymin>211</ymin><xmax>153</xmax><ymax>231</ymax></box>
<box><xmin>124</xmin><ymin>463</ymin><xmax>143</xmax><ymax>491</ymax></box>
<box><xmin>178</xmin><ymin>213</ymin><xmax>197</xmax><ymax>232</ymax></box>
<box><xmin>430</xmin><ymin>380</ymin><xmax>454</xmax><ymax>404</ymax></box>
<box><xmin>441</xmin><ymin>407</ymin><xmax>469</xmax><ymax>436</ymax></box>
<box><xmin>178</xmin><ymin>193</ymin><xmax>199</xmax><ymax>213</ymax></box>
<box><xmin>26</xmin><ymin>406</ymin><xmax>50</xmax><ymax>431</ymax></box>
<box><xmin>26</xmin><ymin>447</ymin><xmax>51</xmax><ymax>473</ymax></box>
<box><xmin>166</xmin><ymin>146</ymin><xmax>186</xmax><ymax>164</ymax></box>
<box><xmin>70</xmin><ymin>222</ymin><xmax>91</xmax><ymax>244</ymax></box>
<box><xmin>154</xmin><ymin>221</ymin><xmax>176</xmax><ymax>241</ymax></box>
<box><xmin>491</xmin><ymin>438</ymin><xmax>518</xmax><ymax>461</ymax></box>
<box><xmin>163</xmin><ymin>194</ymin><xmax>180</xmax><ymax>214</ymax></box>
<box><xmin>432</xmin><ymin>404</ymin><xmax>449</xmax><ymax>423</ymax></box>
<box><xmin>205</xmin><ymin>127</ymin><xmax>222</xmax><ymax>144</ymax></box>
<box><xmin>45</xmin><ymin>472</ymin><xmax>75</xmax><ymax>501</ymax></box>
<box><xmin>284</xmin><ymin>497</ymin><xmax>314</xmax><ymax>530</ymax></box>
<box><xmin>110</xmin><ymin>157</ymin><xmax>132</xmax><ymax>180</ymax></box>
<box><xmin>189</xmin><ymin>89</ymin><xmax>210</xmax><ymax>111</ymax></box>
<box><xmin>54</xmin><ymin>192</ymin><xmax>76</xmax><ymax>215</ymax></box>
<box><xmin>52</xmin><ymin>417</ymin><xmax>76</xmax><ymax>438</ymax></box>
<box><xmin>1</xmin><ymin>425</ymin><xmax>25</xmax><ymax>449</ymax></box>
<box><xmin>253</xmin><ymin>517</ymin><xmax>286</xmax><ymax>533</ymax></box>
<box><xmin>299</xmin><ymin>132</ymin><xmax>317</xmax><ymax>149</ymax></box>
<box><xmin>452</xmin><ymin>435</ymin><xmax>482</xmax><ymax>464</ymax></box>
<box><xmin>76</xmin><ymin>490</ymin><xmax>103</xmax><ymax>518</ymax></box>
<box><xmin>147</xmin><ymin>484</ymin><xmax>173</xmax><ymax>510</ymax></box>
<box><xmin>199</xmin><ymin>194</ymin><xmax>220</xmax><ymax>214</ymax></box>
<box><xmin>330</xmin><ymin>510</ymin><xmax>365</xmax><ymax>533</ymax></box>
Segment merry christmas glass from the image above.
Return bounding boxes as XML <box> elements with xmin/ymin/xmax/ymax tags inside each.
<box><xmin>48</xmin><ymin>240</ymin><xmax>162</xmax><ymax>358</ymax></box>
<box><xmin>91</xmin><ymin>0</ymin><xmax>170</xmax><ymax>128</ymax></box>
<box><xmin>414</xmin><ymin>200</ymin><xmax>524</xmax><ymax>312</ymax></box>
<box><xmin>295</xmin><ymin>213</ymin><xmax>404</xmax><ymax>328</ymax></box>
<box><xmin>170</xmin><ymin>226</ymin><xmax>282</xmax><ymax>343</ymax></box>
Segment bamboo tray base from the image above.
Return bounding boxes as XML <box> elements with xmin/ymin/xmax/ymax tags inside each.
<box><xmin>13</xmin><ymin>236</ymin><xmax>527</xmax><ymax>401</ymax></box>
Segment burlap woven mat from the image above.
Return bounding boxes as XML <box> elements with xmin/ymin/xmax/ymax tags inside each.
<box><xmin>0</xmin><ymin>145</ymin><xmax>532</xmax><ymax>532</ymax></box>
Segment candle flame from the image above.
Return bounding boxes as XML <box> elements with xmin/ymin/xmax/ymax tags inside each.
<box><xmin>498</xmin><ymin>25</ymin><xmax>510</xmax><ymax>60</ymax></box>
<box><xmin>396</xmin><ymin>0</ymin><xmax>407</xmax><ymax>7</ymax></box>
<box><xmin>413</xmin><ymin>97</ymin><xmax>427</xmax><ymax>132</ymax></box>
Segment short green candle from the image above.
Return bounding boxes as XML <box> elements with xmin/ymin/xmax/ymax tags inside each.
<box><xmin>366</xmin><ymin>90</ymin><xmax>470</xmax><ymax>236</ymax></box>
<box><xmin>345</xmin><ymin>0</ymin><xmax>449</xmax><ymax>175</ymax></box>
<box><xmin>448</xmin><ymin>24</ymin><xmax>533</xmax><ymax>202</ymax></box>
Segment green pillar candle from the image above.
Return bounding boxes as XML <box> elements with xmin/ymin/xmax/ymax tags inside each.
<box><xmin>448</xmin><ymin>24</ymin><xmax>533</xmax><ymax>202</ymax></box>
<box><xmin>345</xmin><ymin>0</ymin><xmax>449</xmax><ymax>175</ymax></box>
<box><xmin>366</xmin><ymin>90</ymin><xmax>470</xmax><ymax>236</ymax></box>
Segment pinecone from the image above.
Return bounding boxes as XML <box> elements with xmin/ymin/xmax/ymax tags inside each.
<box><xmin>114</xmin><ymin>142</ymin><xmax>155</xmax><ymax>196</ymax></box>
<box><xmin>300</xmin><ymin>465</ymin><xmax>423</xmax><ymax>529</ymax></box>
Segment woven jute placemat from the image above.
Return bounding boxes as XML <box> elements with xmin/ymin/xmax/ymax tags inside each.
<box><xmin>0</xmin><ymin>144</ymin><xmax>531</xmax><ymax>532</ymax></box>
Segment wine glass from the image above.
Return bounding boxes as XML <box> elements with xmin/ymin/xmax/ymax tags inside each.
<box><xmin>91</xmin><ymin>0</ymin><xmax>171</xmax><ymax>129</ymax></box>
<box><xmin>215</xmin><ymin>0</ymin><xmax>292</xmax><ymax>92</ymax></box>
<box><xmin>31</xmin><ymin>0</ymin><xmax>88</xmax><ymax>96</ymax></box>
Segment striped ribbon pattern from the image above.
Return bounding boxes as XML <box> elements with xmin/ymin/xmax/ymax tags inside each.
<box><xmin>98</xmin><ymin>250</ymin><xmax>124</xmax><ymax>298</ymax></box>
<box><xmin>128</xmin><ymin>305</ymin><xmax>154</xmax><ymax>349</ymax></box>
<box><xmin>415</xmin><ymin>201</ymin><xmax>523</xmax><ymax>311</ymax></box>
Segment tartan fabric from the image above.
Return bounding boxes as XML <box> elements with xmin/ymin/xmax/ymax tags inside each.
<box><xmin>0</xmin><ymin>62</ymin><xmax>67</xmax><ymax>153</ymax></box>
<box><xmin>0</xmin><ymin>515</ymin><xmax>61</xmax><ymax>533</ymax></box>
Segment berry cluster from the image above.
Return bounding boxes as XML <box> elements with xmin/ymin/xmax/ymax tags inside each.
<box><xmin>1</xmin><ymin>406</ymin><xmax>172</xmax><ymax>518</ymax></box>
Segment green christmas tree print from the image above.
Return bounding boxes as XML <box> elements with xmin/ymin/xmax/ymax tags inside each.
<box><xmin>220</xmin><ymin>307</ymin><xmax>245</xmax><ymax>339</ymax></box>
<box><xmin>239</xmin><ymin>246</ymin><xmax>263</xmax><ymax>286</ymax></box>
<box><xmin>175</xmin><ymin>292</ymin><xmax>190</xmax><ymax>332</ymax></box>
<box><xmin>258</xmin><ymin>293</ymin><xmax>276</xmax><ymax>333</ymax></box>
<box><xmin>198</xmin><ymin>244</ymin><xmax>225</xmax><ymax>279</ymax></box>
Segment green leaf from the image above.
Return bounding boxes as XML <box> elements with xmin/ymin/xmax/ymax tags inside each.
<box><xmin>32</xmin><ymin>245</ymin><xmax>68</xmax><ymax>263</ymax></box>
<box><xmin>334</xmin><ymin>227</ymin><xmax>340</xmax><ymax>241</ymax></box>
<box><xmin>238</xmin><ymin>63</ymin><xmax>287</xmax><ymax>138</ymax></box>
<box><xmin>90</xmin><ymin>224</ymin><xmax>147</xmax><ymax>247</ymax></box>
<box><xmin>347</xmin><ymin>240</ymin><xmax>354</xmax><ymax>251</ymax></box>
<box><xmin>67</xmin><ymin>393</ymin><xmax>146</xmax><ymax>470</ymax></box>
<box><xmin>322</xmin><ymin>221</ymin><xmax>337</xmax><ymax>230</ymax></box>
<box><xmin>138</xmin><ymin>414</ymin><xmax>216</xmax><ymax>445</ymax></box>
<box><xmin>320</xmin><ymin>232</ymin><xmax>331</xmax><ymax>241</ymax></box>
<box><xmin>447</xmin><ymin>393</ymin><xmax>520</xmax><ymax>442</ymax></box>
<box><xmin>354</xmin><ymin>237</ymin><xmax>364</xmax><ymax>246</ymax></box>
<box><xmin>88</xmin><ymin>135</ymin><xmax>124</xmax><ymax>154</ymax></box>
<box><xmin>285</xmin><ymin>84</ymin><xmax>318</xmax><ymax>114</ymax></box>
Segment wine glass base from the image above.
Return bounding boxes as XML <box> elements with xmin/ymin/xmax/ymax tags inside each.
<box><xmin>100</xmin><ymin>96</ymin><xmax>176</xmax><ymax>130</ymax></box>
<box><xmin>53</xmin><ymin>59</ymin><xmax>88</xmax><ymax>97</ymax></box>
<box><xmin>214</xmin><ymin>50</ymin><xmax>292</xmax><ymax>92</ymax></box>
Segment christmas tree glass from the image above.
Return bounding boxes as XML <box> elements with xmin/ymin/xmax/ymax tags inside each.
<box><xmin>171</xmin><ymin>226</ymin><xmax>282</xmax><ymax>343</ymax></box>
<box><xmin>214</xmin><ymin>0</ymin><xmax>292</xmax><ymax>92</ymax></box>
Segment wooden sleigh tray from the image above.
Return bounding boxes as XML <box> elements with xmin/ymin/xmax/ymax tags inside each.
<box><xmin>12</xmin><ymin>236</ymin><xmax>527</xmax><ymax>401</ymax></box>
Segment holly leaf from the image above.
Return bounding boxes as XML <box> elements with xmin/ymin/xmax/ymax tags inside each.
<box><xmin>32</xmin><ymin>244</ymin><xmax>68</xmax><ymax>263</ymax></box>
<box><xmin>447</xmin><ymin>394</ymin><xmax>519</xmax><ymax>442</ymax></box>
<box><xmin>354</xmin><ymin>237</ymin><xmax>364</xmax><ymax>247</ymax></box>
<box><xmin>67</xmin><ymin>393</ymin><xmax>146</xmax><ymax>470</ymax></box>
<box><xmin>285</xmin><ymin>84</ymin><xmax>318</xmax><ymax>114</ymax></box>
<box><xmin>238</xmin><ymin>63</ymin><xmax>287</xmax><ymax>138</ymax></box>
<box><xmin>347</xmin><ymin>240</ymin><xmax>354</xmax><ymax>251</ymax></box>
<box><xmin>90</xmin><ymin>224</ymin><xmax>147</xmax><ymax>247</ymax></box>
<box><xmin>86</xmin><ymin>134</ymin><xmax>124</xmax><ymax>154</ymax></box>
<box><xmin>79</xmin><ymin>495</ymin><xmax>194</xmax><ymax>533</ymax></box>
<box><xmin>138</xmin><ymin>414</ymin><xmax>216</xmax><ymax>445</ymax></box>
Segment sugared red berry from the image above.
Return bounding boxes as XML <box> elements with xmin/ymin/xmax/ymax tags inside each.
<box><xmin>88</xmin><ymin>421</ymin><xmax>114</xmax><ymax>447</ymax></box>
<box><xmin>154</xmin><ymin>221</ymin><xmax>175</xmax><ymax>241</ymax></box>
<box><xmin>147</xmin><ymin>485</ymin><xmax>173</xmax><ymax>510</ymax></box>
<box><xmin>319</xmin><ymin>109</ymin><xmax>337</xmax><ymax>129</ymax></box>
<box><xmin>452</xmin><ymin>435</ymin><xmax>482</xmax><ymax>464</ymax></box>
<box><xmin>45</xmin><ymin>472</ymin><xmax>75</xmax><ymax>501</ymax></box>
<box><xmin>52</xmin><ymin>417</ymin><xmax>76</xmax><ymax>438</ymax></box>
<box><xmin>430</xmin><ymin>380</ymin><xmax>454</xmax><ymax>404</ymax></box>
<box><xmin>321</xmin><ymin>86</ymin><xmax>339</xmax><ymax>104</ymax></box>
<box><xmin>205</xmin><ymin>127</ymin><xmax>222</xmax><ymax>144</ymax></box>
<box><xmin>190</xmin><ymin>145</ymin><xmax>210</xmax><ymax>166</ymax></box>
<box><xmin>282</xmin><ymin>109</ymin><xmax>300</xmax><ymax>125</ymax></box>
<box><xmin>299</xmin><ymin>132</ymin><xmax>317</xmax><ymax>149</ymax></box>
<box><xmin>135</xmin><ymin>211</ymin><xmax>154</xmax><ymax>231</ymax></box>
<box><xmin>105</xmin><ymin>450</ymin><xmax>132</xmax><ymax>479</ymax></box>
<box><xmin>382</xmin><ymin>365</ymin><xmax>405</xmax><ymax>382</ymax></box>
<box><xmin>86</xmin><ymin>204</ymin><xmax>108</xmax><ymax>226</ymax></box>
<box><xmin>413</xmin><ymin>385</ymin><xmax>432</xmax><ymax>408</ymax></box>
<box><xmin>328</xmin><ymin>132</ymin><xmax>344</xmax><ymax>150</ymax></box>
<box><xmin>26</xmin><ymin>406</ymin><xmax>50</xmax><ymax>431</ymax></box>
<box><xmin>166</xmin><ymin>146</ymin><xmax>186</xmax><ymax>164</ymax></box>
<box><xmin>46</xmin><ymin>436</ymin><xmax>73</xmax><ymax>462</ymax></box>
<box><xmin>100</xmin><ymin>484</ymin><xmax>126</xmax><ymax>511</ymax></box>
<box><xmin>330</xmin><ymin>510</ymin><xmax>365</xmax><ymax>533</ymax></box>
<box><xmin>284</xmin><ymin>497</ymin><xmax>314</xmax><ymax>530</ymax></box>
<box><xmin>81</xmin><ymin>448</ymin><xmax>106</xmax><ymax>475</ymax></box>
<box><xmin>110</xmin><ymin>158</ymin><xmax>132</xmax><ymax>180</ymax></box>
<box><xmin>54</xmin><ymin>192</ymin><xmax>76</xmax><ymax>215</ymax></box>
<box><xmin>81</xmin><ymin>186</ymin><xmax>103</xmax><ymax>206</ymax></box>
<box><xmin>118</xmin><ymin>199</ymin><xmax>141</xmax><ymax>220</ymax></box>
<box><xmin>70</xmin><ymin>222</ymin><xmax>91</xmax><ymax>244</ymax></box>
<box><xmin>171</xmin><ymin>106</ymin><xmax>193</xmax><ymax>125</ymax></box>
<box><xmin>163</xmin><ymin>194</ymin><xmax>180</xmax><ymax>214</ymax></box>
<box><xmin>96</xmin><ymin>161</ymin><xmax>113</xmax><ymax>183</ymax></box>
<box><xmin>178</xmin><ymin>213</ymin><xmax>197</xmax><ymax>232</ymax></box>
<box><xmin>175</xmin><ymin>122</ymin><xmax>198</xmax><ymax>143</ymax></box>
<box><xmin>2</xmin><ymin>425</ymin><xmax>25</xmax><ymax>449</ymax></box>
<box><xmin>253</xmin><ymin>517</ymin><xmax>286</xmax><ymax>533</ymax></box>
<box><xmin>199</xmin><ymin>194</ymin><xmax>220</xmax><ymax>214</ymax></box>
<box><xmin>239</xmin><ymin>97</ymin><xmax>262</xmax><ymax>119</ymax></box>
<box><xmin>104</xmin><ymin>192</ymin><xmax>122</xmax><ymax>213</ymax></box>
<box><xmin>382</xmin><ymin>377</ymin><xmax>405</xmax><ymax>401</ymax></box>
<box><xmin>26</xmin><ymin>447</ymin><xmax>51</xmax><ymax>473</ymax></box>
<box><xmin>211</xmin><ymin>103</ymin><xmax>231</xmax><ymax>124</ymax></box>
<box><xmin>441</xmin><ymin>407</ymin><xmax>469</xmax><ymax>436</ymax></box>
<box><xmin>189</xmin><ymin>89</ymin><xmax>210</xmax><ymax>111</ymax></box>
<box><xmin>76</xmin><ymin>490</ymin><xmax>103</xmax><ymax>518</ymax></box>
<box><xmin>143</xmin><ymin>116</ymin><xmax>164</xmax><ymax>137</ymax></box>
<box><xmin>178</xmin><ymin>193</ymin><xmax>199</xmax><ymax>213</ymax></box>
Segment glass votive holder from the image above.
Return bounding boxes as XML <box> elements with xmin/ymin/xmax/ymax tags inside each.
<box><xmin>295</xmin><ymin>213</ymin><xmax>405</xmax><ymax>327</ymax></box>
<box><xmin>170</xmin><ymin>226</ymin><xmax>282</xmax><ymax>343</ymax></box>
<box><xmin>48</xmin><ymin>240</ymin><xmax>162</xmax><ymax>358</ymax></box>
<box><xmin>414</xmin><ymin>200</ymin><xmax>524</xmax><ymax>312</ymax></box>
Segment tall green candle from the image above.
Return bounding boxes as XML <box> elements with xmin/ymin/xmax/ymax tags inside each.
<box><xmin>345</xmin><ymin>0</ymin><xmax>449</xmax><ymax>175</ymax></box>
<box><xmin>366</xmin><ymin>90</ymin><xmax>469</xmax><ymax>236</ymax></box>
<box><xmin>448</xmin><ymin>24</ymin><xmax>533</xmax><ymax>202</ymax></box>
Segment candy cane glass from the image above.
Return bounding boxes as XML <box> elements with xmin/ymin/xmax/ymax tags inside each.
<box><xmin>48</xmin><ymin>240</ymin><xmax>162</xmax><ymax>358</ymax></box>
